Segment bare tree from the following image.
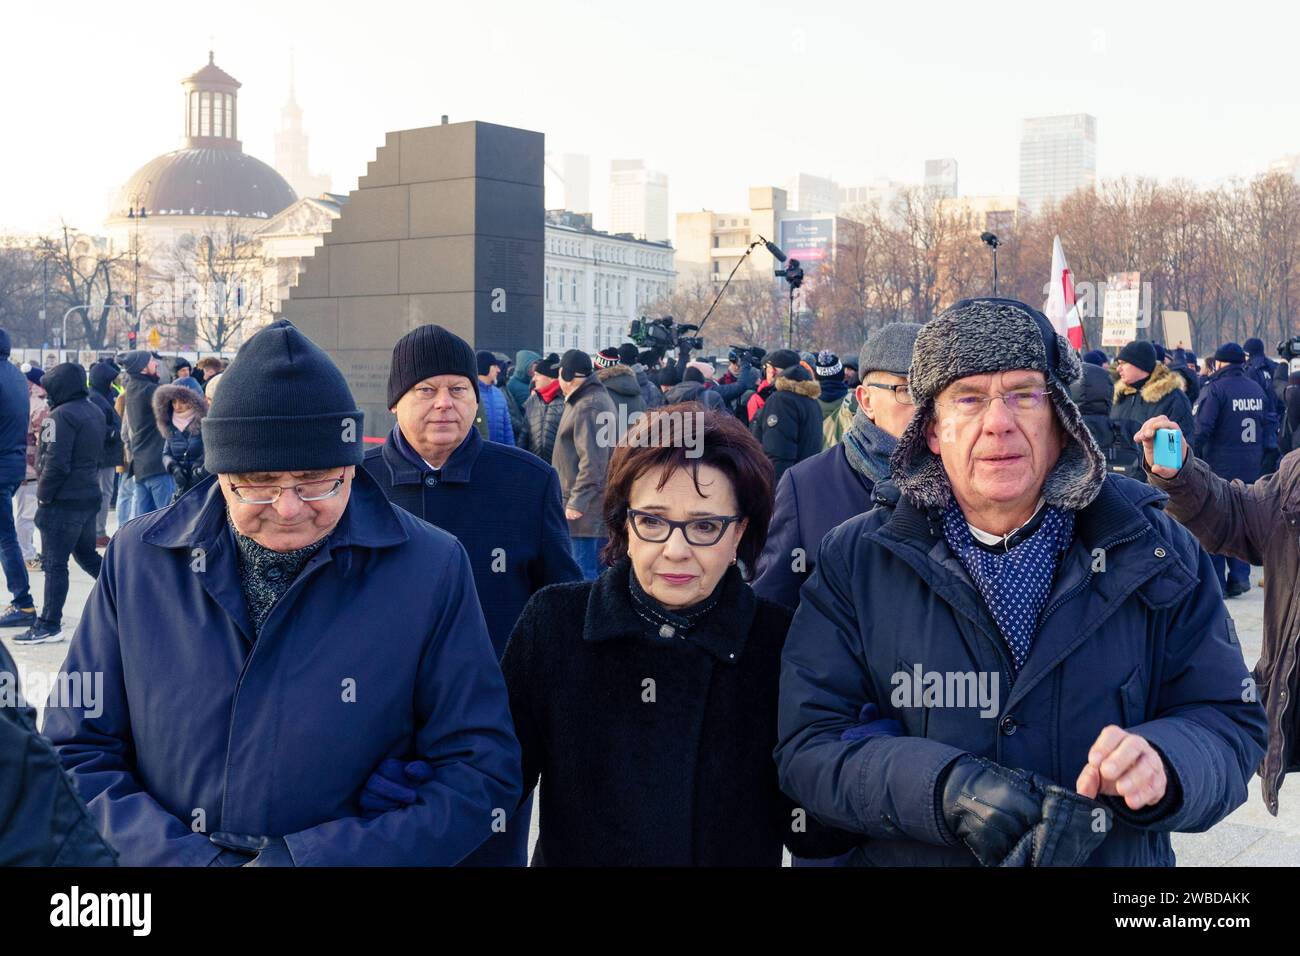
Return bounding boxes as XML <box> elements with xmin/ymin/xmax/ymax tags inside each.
<box><xmin>169</xmin><ymin>217</ymin><xmax>273</xmax><ymax>351</ymax></box>
<box><xmin>34</xmin><ymin>226</ymin><xmax>130</xmax><ymax>349</ymax></box>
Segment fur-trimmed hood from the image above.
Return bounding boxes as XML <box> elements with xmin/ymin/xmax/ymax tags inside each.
<box><xmin>775</xmin><ymin>375</ymin><xmax>822</xmax><ymax>399</ymax></box>
<box><xmin>152</xmin><ymin>383</ymin><xmax>208</xmax><ymax>435</ymax></box>
<box><xmin>1113</xmin><ymin>361</ymin><xmax>1185</xmax><ymax>404</ymax></box>
<box><xmin>890</xmin><ymin>297</ymin><xmax>1105</xmax><ymax>514</ymax></box>
<box><xmin>596</xmin><ymin>363</ymin><xmax>641</xmax><ymax>398</ymax></box>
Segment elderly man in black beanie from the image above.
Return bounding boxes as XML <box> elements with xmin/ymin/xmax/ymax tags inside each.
<box><xmin>43</xmin><ymin>320</ymin><xmax>521</xmax><ymax>866</ymax></box>
<box><xmin>777</xmin><ymin>297</ymin><xmax>1265</xmax><ymax>867</ymax></box>
<box><xmin>361</xmin><ymin>323</ymin><xmax>579</xmax><ymax>865</ymax></box>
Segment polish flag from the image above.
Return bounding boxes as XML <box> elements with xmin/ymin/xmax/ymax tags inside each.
<box><xmin>1046</xmin><ymin>235</ymin><xmax>1084</xmax><ymax>350</ymax></box>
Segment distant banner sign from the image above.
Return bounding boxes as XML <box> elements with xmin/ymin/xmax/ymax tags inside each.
<box><xmin>779</xmin><ymin>218</ymin><xmax>834</xmax><ymax>265</ymax></box>
<box><xmin>1102</xmin><ymin>272</ymin><xmax>1142</xmax><ymax>348</ymax></box>
<box><xmin>1162</xmin><ymin>310</ymin><xmax>1192</xmax><ymax>349</ymax></box>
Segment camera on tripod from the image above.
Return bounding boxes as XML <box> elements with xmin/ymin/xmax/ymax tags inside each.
<box><xmin>1278</xmin><ymin>336</ymin><xmax>1300</xmax><ymax>361</ymax></box>
<box><xmin>775</xmin><ymin>258</ymin><xmax>804</xmax><ymax>289</ymax></box>
<box><xmin>629</xmin><ymin>316</ymin><xmax>704</xmax><ymax>353</ymax></box>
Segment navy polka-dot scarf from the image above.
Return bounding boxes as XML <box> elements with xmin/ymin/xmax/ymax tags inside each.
<box><xmin>941</xmin><ymin>499</ymin><xmax>1075</xmax><ymax>672</ymax></box>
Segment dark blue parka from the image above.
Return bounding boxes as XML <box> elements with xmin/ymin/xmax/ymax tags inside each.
<box><xmin>752</xmin><ymin>443</ymin><xmax>875</xmax><ymax>611</ymax></box>
<box><xmin>42</xmin><ymin>471</ymin><xmax>522</xmax><ymax>866</ymax></box>
<box><xmin>0</xmin><ymin>348</ymin><xmax>29</xmax><ymax>486</ymax></box>
<box><xmin>776</xmin><ymin>475</ymin><xmax>1267</xmax><ymax>866</ymax></box>
<box><xmin>1193</xmin><ymin>364</ymin><xmax>1266</xmax><ymax>484</ymax></box>
<box><xmin>362</xmin><ymin>425</ymin><xmax>581</xmax><ymax>658</ymax></box>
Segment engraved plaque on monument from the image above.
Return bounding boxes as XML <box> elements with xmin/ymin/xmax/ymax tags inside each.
<box><xmin>282</xmin><ymin>120</ymin><xmax>544</xmax><ymax>438</ymax></box>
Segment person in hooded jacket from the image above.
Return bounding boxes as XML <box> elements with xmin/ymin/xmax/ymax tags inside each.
<box><xmin>1069</xmin><ymin>349</ymin><xmax>1114</xmax><ymax>459</ymax></box>
<box><xmin>665</xmin><ymin>365</ymin><xmax>727</xmax><ymax>411</ymax></box>
<box><xmin>18</xmin><ymin>363</ymin><xmax>106</xmax><ymax>646</ymax></box>
<box><xmin>1193</xmin><ymin>343</ymin><xmax>1266</xmax><ymax>598</ymax></box>
<box><xmin>776</xmin><ymin>298</ymin><xmax>1266</xmax><ymax>867</ymax></box>
<box><xmin>1109</xmin><ymin>340</ymin><xmax>1194</xmax><ymax>482</ymax></box>
<box><xmin>754</xmin><ymin>323</ymin><xmax>922</xmax><ymax>612</ymax></box>
<box><xmin>750</xmin><ymin>363</ymin><xmax>823</xmax><ymax>483</ymax></box>
<box><xmin>507</xmin><ymin>349</ymin><xmax>540</xmax><ymax>412</ymax></box>
<box><xmin>152</xmin><ymin>382</ymin><xmax>208</xmax><ymax>500</ymax></box>
<box><xmin>1167</xmin><ymin>349</ymin><xmax>1201</xmax><ymax>406</ymax></box>
<box><xmin>87</xmin><ymin>360</ymin><xmax>123</xmax><ymax>546</ymax></box>
<box><xmin>521</xmin><ymin>352</ymin><xmax>566</xmax><ymax>462</ymax></box>
<box><xmin>0</xmin><ymin>639</ymin><xmax>117</xmax><ymax>865</ymax></box>
<box><xmin>595</xmin><ymin>347</ymin><xmax>646</xmax><ymax>427</ymax></box>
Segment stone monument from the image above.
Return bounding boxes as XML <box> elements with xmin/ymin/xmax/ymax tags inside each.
<box><xmin>282</xmin><ymin>119</ymin><xmax>544</xmax><ymax>438</ymax></box>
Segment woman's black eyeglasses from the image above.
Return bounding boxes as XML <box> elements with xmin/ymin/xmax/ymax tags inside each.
<box><xmin>627</xmin><ymin>509</ymin><xmax>743</xmax><ymax>546</ymax></box>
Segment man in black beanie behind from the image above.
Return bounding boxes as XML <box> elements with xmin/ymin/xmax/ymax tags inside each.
<box><xmin>362</xmin><ymin>322</ymin><xmax>579</xmax><ymax>865</ymax></box>
<box><xmin>44</xmin><ymin>320</ymin><xmax>521</xmax><ymax>867</ymax></box>
<box><xmin>554</xmin><ymin>348</ymin><xmax>616</xmax><ymax>579</ymax></box>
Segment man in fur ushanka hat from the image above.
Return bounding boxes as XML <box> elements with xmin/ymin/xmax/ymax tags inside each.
<box><xmin>775</xmin><ymin>297</ymin><xmax>1265</xmax><ymax>867</ymax></box>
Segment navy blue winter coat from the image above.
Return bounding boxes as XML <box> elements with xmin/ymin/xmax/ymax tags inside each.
<box><xmin>0</xmin><ymin>355</ymin><xmax>29</xmax><ymax>486</ymax></box>
<box><xmin>362</xmin><ymin>424</ymin><xmax>581</xmax><ymax>658</ymax></box>
<box><xmin>776</xmin><ymin>475</ymin><xmax>1267</xmax><ymax>866</ymax></box>
<box><xmin>1193</xmin><ymin>364</ymin><xmax>1267</xmax><ymax>484</ymax></box>
<box><xmin>752</xmin><ymin>443</ymin><xmax>876</xmax><ymax>611</ymax></box>
<box><xmin>43</xmin><ymin>470</ymin><xmax>522</xmax><ymax>866</ymax></box>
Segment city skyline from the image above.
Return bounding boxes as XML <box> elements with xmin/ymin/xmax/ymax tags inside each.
<box><xmin>4</xmin><ymin>0</ymin><xmax>1299</xmax><ymax>240</ymax></box>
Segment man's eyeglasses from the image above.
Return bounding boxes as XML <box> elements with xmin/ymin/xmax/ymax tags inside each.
<box><xmin>228</xmin><ymin>474</ymin><xmax>346</xmax><ymax>505</ymax></box>
<box><xmin>627</xmin><ymin>509</ymin><xmax>743</xmax><ymax>546</ymax></box>
<box><xmin>939</xmin><ymin>389</ymin><xmax>1051</xmax><ymax>419</ymax></box>
<box><xmin>865</xmin><ymin>382</ymin><xmax>915</xmax><ymax>405</ymax></box>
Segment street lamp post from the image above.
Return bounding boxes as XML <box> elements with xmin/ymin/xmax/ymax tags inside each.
<box><xmin>126</xmin><ymin>184</ymin><xmax>150</xmax><ymax>343</ymax></box>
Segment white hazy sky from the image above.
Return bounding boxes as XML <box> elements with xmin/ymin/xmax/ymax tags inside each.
<box><xmin>4</xmin><ymin>0</ymin><xmax>1298</xmax><ymax>240</ymax></box>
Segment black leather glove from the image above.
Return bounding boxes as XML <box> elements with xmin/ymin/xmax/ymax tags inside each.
<box><xmin>940</xmin><ymin>756</ymin><xmax>1044</xmax><ymax>867</ymax></box>
<box><xmin>209</xmin><ymin>831</ymin><xmax>295</xmax><ymax>867</ymax></box>
<box><xmin>1010</xmin><ymin>778</ymin><xmax>1111</xmax><ymax>867</ymax></box>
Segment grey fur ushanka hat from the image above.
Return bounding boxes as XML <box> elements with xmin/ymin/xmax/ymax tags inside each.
<box><xmin>889</xmin><ymin>297</ymin><xmax>1105</xmax><ymax>512</ymax></box>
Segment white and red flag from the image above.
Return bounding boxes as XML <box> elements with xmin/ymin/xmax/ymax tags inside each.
<box><xmin>1046</xmin><ymin>235</ymin><xmax>1084</xmax><ymax>350</ymax></box>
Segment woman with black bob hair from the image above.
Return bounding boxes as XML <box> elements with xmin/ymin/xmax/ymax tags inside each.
<box><xmin>499</xmin><ymin>404</ymin><xmax>854</xmax><ymax>865</ymax></box>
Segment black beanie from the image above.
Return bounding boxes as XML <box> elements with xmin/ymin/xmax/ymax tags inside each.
<box><xmin>1214</xmin><ymin>342</ymin><xmax>1246</xmax><ymax>365</ymax></box>
<box><xmin>535</xmin><ymin>352</ymin><xmax>561</xmax><ymax>378</ymax></box>
<box><xmin>387</xmin><ymin>325</ymin><xmax>479</xmax><ymax>408</ymax></box>
<box><xmin>202</xmin><ymin>320</ymin><xmax>364</xmax><ymax>475</ymax></box>
<box><xmin>475</xmin><ymin>350</ymin><xmax>499</xmax><ymax>378</ymax></box>
<box><xmin>766</xmin><ymin>348</ymin><xmax>800</xmax><ymax>372</ymax></box>
<box><xmin>683</xmin><ymin>365</ymin><xmax>704</xmax><ymax>383</ymax></box>
<box><xmin>560</xmin><ymin>349</ymin><xmax>592</xmax><ymax>382</ymax></box>
<box><xmin>617</xmin><ymin>343</ymin><xmax>639</xmax><ymax>366</ymax></box>
<box><xmin>1118</xmin><ymin>340</ymin><xmax>1157</xmax><ymax>374</ymax></box>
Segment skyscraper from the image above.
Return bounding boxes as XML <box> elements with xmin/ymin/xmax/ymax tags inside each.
<box><xmin>609</xmin><ymin>159</ymin><xmax>669</xmax><ymax>243</ymax></box>
<box><xmin>1019</xmin><ymin>114</ymin><xmax>1096</xmax><ymax>214</ymax></box>
<box><xmin>924</xmin><ymin>158</ymin><xmax>958</xmax><ymax>198</ymax></box>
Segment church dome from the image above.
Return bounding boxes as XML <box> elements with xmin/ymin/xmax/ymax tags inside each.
<box><xmin>109</xmin><ymin>52</ymin><xmax>296</xmax><ymax>223</ymax></box>
<box><xmin>114</xmin><ymin>148</ymin><xmax>296</xmax><ymax>220</ymax></box>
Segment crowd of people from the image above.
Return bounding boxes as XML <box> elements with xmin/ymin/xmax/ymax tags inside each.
<box><xmin>0</xmin><ymin>299</ymin><xmax>1295</xmax><ymax>866</ymax></box>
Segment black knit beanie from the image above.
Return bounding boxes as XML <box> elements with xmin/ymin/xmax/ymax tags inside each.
<box><xmin>617</xmin><ymin>343</ymin><xmax>639</xmax><ymax>366</ymax></box>
<box><xmin>202</xmin><ymin>319</ymin><xmax>364</xmax><ymax>475</ymax></box>
<box><xmin>1118</xmin><ymin>340</ymin><xmax>1157</xmax><ymax>374</ymax></box>
<box><xmin>387</xmin><ymin>324</ymin><xmax>479</xmax><ymax>407</ymax></box>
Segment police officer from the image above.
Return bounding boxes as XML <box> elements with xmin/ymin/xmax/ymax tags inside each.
<box><xmin>1194</xmin><ymin>342</ymin><xmax>1266</xmax><ymax>597</ymax></box>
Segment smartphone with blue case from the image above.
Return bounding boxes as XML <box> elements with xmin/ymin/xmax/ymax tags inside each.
<box><xmin>1153</xmin><ymin>428</ymin><xmax>1182</xmax><ymax>470</ymax></box>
